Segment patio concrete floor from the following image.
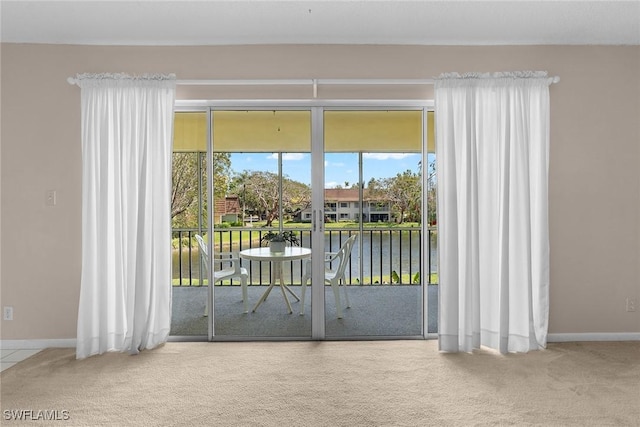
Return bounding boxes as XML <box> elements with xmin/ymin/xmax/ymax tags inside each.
<box><xmin>171</xmin><ymin>284</ymin><xmax>438</xmax><ymax>338</ymax></box>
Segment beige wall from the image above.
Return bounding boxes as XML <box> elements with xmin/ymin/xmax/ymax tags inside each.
<box><xmin>1</xmin><ymin>44</ymin><xmax>639</xmax><ymax>340</ymax></box>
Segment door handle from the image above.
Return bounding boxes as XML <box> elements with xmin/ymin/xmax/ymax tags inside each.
<box><xmin>313</xmin><ymin>209</ymin><xmax>324</xmax><ymax>232</ymax></box>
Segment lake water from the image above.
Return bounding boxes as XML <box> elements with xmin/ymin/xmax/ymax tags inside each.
<box><xmin>173</xmin><ymin>230</ymin><xmax>438</xmax><ymax>285</ymax></box>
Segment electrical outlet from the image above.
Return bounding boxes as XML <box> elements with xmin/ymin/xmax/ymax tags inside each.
<box><xmin>626</xmin><ymin>298</ymin><xmax>637</xmax><ymax>312</ymax></box>
<box><xmin>3</xmin><ymin>306</ymin><xmax>13</xmax><ymax>321</ymax></box>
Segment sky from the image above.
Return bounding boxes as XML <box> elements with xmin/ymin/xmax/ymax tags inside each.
<box><xmin>230</xmin><ymin>152</ymin><xmax>432</xmax><ymax>188</ymax></box>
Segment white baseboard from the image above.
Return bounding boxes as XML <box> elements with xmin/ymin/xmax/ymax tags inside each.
<box><xmin>0</xmin><ymin>339</ymin><xmax>76</xmax><ymax>350</ymax></box>
<box><xmin>1</xmin><ymin>334</ymin><xmax>638</xmax><ymax>350</ymax></box>
<box><xmin>548</xmin><ymin>333</ymin><xmax>640</xmax><ymax>342</ymax></box>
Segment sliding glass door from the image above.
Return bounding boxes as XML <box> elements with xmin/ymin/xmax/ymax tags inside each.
<box><xmin>170</xmin><ymin>104</ymin><xmax>435</xmax><ymax>340</ymax></box>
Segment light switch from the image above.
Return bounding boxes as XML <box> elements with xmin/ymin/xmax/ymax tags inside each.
<box><xmin>46</xmin><ymin>190</ymin><xmax>57</xmax><ymax>206</ymax></box>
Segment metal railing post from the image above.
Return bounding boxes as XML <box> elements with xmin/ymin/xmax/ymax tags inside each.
<box><xmin>172</xmin><ymin>226</ymin><xmax>434</xmax><ymax>287</ymax></box>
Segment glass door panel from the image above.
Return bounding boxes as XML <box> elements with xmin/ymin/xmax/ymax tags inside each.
<box><xmin>426</xmin><ymin>151</ymin><xmax>438</xmax><ymax>335</ymax></box>
<box><xmin>323</xmin><ymin>110</ymin><xmax>424</xmax><ymax>337</ymax></box>
<box><xmin>170</xmin><ymin>111</ymin><xmax>209</xmax><ymax>338</ymax></box>
<box><xmin>211</xmin><ymin>110</ymin><xmax>312</xmax><ymax>339</ymax></box>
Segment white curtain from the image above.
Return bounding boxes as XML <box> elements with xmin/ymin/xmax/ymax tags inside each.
<box><xmin>74</xmin><ymin>73</ymin><xmax>176</xmax><ymax>359</ymax></box>
<box><xmin>435</xmin><ymin>72</ymin><xmax>554</xmax><ymax>353</ymax></box>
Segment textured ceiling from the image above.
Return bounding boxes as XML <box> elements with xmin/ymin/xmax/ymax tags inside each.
<box><xmin>1</xmin><ymin>1</ymin><xmax>639</xmax><ymax>46</ymax></box>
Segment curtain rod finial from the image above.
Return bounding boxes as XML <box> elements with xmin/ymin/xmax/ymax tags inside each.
<box><xmin>67</xmin><ymin>77</ymin><xmax>76</xmax><ymax>85</ymax></box>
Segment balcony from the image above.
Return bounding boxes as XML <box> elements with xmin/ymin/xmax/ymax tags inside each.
<box><xmin>170</xmin><ymin>226</ymin><xmax>438</xmax><ymax>338</ymax></box>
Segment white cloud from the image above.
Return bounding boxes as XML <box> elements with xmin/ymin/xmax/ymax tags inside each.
<box><xmin>363</xmin><ymin>153</ymin><xmax>418</xmax><ymax>160</ymax></box>
<box><xmin>283</xmin><ymin>153</ymin><xmax>305</xmax><ymax>161</ymax></box>
<box><xmin>325</xmin><ymin>181</ymin><xmax>339</xmax><ymax>188</ymax></box>
<box><xmin>325</xmin><ymin>161</ymin><xmax>345</xmax><ymax>168</ymax></box>
<box><xmin>267</xmin><ymin>153</ymin><xmax>305</xmax><ymax>161</ymax></box>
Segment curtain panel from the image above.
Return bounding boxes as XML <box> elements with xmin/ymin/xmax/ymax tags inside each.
<box><xmin>435</xmin><ymin>72</ymin><xmax>554</xmax><ymax>353</ymax></box>
<box><xmin>74</xmin><ymin>73</ymin><xmax>176</xmax><ymax>359</ymax></box>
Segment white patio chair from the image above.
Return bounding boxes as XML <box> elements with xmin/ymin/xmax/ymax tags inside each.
<box><xmin>299</xmin><ymin>234</ymin><xmax>357</xmax><ymax>319</ymax></box>
<box><xmin>195</xmin><ymin>234</ymin><xmax>249</xmax><ymax>315</ymax></box>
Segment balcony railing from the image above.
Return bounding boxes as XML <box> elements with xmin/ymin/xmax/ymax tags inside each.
<box><xmin>172</xmin><ymin>227</ymin><xmax>437</xmax><ymax>287</ymax></box>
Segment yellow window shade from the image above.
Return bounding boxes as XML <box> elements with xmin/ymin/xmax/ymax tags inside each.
<box><xmin>324</xmin><ymin>110</ymin><xmax>428</xmax><ymax>152</ymax></box>
<box><xmin>213</xmin><ymin>110</ymin><xmax>311</xmax><ymax>152</ymax></box>
<box><xmin>173</xmin><ymin>110</ymin><xmax>434</xmax><ymax>153</ymax></box>
<box><xmin>173</xmin><ymin>112</ymin><xmax>207</xmax><ymax>152</ymax></box>
<box><xmin>427</xmin><ymin>111</ymin><xmax>434</xmax><ymax>153</ymax></box>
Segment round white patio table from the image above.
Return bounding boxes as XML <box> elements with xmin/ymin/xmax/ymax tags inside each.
<box><xmin>239</xmin><ymin>246</ymin><xmax>312</xmax><ymax>314</ymax></box>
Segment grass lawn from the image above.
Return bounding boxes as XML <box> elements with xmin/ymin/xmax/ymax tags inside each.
<box><xmin>174</xmin><ymin>221</ymin><xmax>427</xmax><ymax>249</ymax></box>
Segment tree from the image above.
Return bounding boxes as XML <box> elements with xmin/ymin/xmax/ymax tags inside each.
<box><xmin>230</xmin><ymin>170</ymin><xmax>311</xmax><ymax>227</ymax></box>
<box><xmin>388</xmin><ymin>169</ymin><xmax>422</xmax><ymax>223</ymax></box>
<box><xmin>368</xmin><ymin>169</ymin><xmax>422</xmax><ymax>224</ymax></box>
<box><xmin>171</xmin><ymin>152</ymin><xmax>231</xmax><ymax>228</ymax></box>
<box><xmin>171</xmin><ymin>152</ymin><xmax>200</xmax><ymax>226</ymax></box>
<box><xmin>426</xmin><ymin>157</ymin><xmax>437</xmax><ymax>226</ymax></box>
<box><xmin>282</xmin><ymin>178</ymin><xmax>312</xmax><ymax>221</ymax></box>
<box><xmin>211</xmin><ymin>152</ymin><xmax>232</xmax><ymax>202</ymax></box>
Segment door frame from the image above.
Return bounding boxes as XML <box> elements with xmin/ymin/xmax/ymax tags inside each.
<box><xmin>175</xmin><ymin>99</ymin><xmax>435</xmax><ymax>341</ymax></box>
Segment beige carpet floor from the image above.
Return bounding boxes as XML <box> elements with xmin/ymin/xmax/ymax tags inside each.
<box><xmin>1</xmin><ymin>341</ymin><xmax>639</xmax><ymax>426</ymax></box>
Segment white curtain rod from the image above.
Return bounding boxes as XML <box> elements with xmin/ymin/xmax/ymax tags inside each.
<box><xmin>175</xmin><ymin>79</ymin><xmax>436</xmax><ymax>86</ymax></box>
<box><xmin>174</xmin><ymin>76</ymin><xmax>560</xmax><ymax>86</ymax></box>
<box><xmin>175</xmin><ymin>79</ymin><xmax>438</xmax><ymax>98</ymax></box>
